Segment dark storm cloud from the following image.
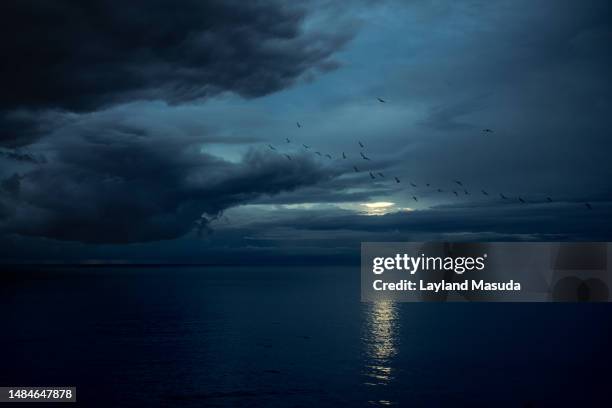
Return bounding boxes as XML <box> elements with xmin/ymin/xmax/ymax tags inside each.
<box><xmin>0</xmin><ymin>0</ymin><xmax>353</xmax><ymax>145</ymax></box>
<box><xmin>0</xmin><ymin>121</ymin><xmax>335</xmax><ymax>243</ymax></box>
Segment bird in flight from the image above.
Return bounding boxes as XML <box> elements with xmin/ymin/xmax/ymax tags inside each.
<box><xmin>342</xmin><ymin>152</ymin><xmax>347</xmax><ymax>159</ymax></box>
<box><xmin>377</xmin><ymin>172</ymin><xmax>384</xmax><ymax>178</ymax></box>
<box><xmin>377</xmin><ymin>97</ymin><xmax>386</xmax><ymax>103</ymax></box>
<box><xmin>325</xmin><ymin>154</ymin><xmax>332</xmax><ymax>159</ymax></box>
<box><xmin>546</xmin><ymin>197</ymin><xmax>553</xmax><ymax>203</ymax></box>
<box><xmin>358</xmin><ymin>141</ymin><xmax>364</xmax><ymax>148</ymax></box>
<box><xmin>410</xmin><ymin>182</ymin><xmax>417</xmax><ymax>187</ymax></box>
<box><xmin>286</xmin><ymin>138</ymin><xmax>291</xmax><ymax>143</ymax></box>
<box><xmin>369</xmin><ymin>172</ymin><xmax>376</xmax><ymax>179</ymax></box>
<box><xmin>267</xmin><ymin>144</ymin><xmax>276</xmax><ymax>151</ymax></box>
<box><xmin>500</xmin><ymin>193</ymin><xmax>508</xmax><ymax>200</ymax></box>
<box><xmin>453</xmin><ymin>191</ymin><xmax>458</xmax><ymax>196</ymax></box>
<box><xmin>518</xmin><ymin>197</ymin><xmax>526</xmax><ymax>204</ymax></box>
<box><xmin>413</xmin><ymin>196</ymin><xmax>418</xmax><ymax>202</ymax></box>
<box><xmin>394</xmin><ymin>177</ymin><xmax>400</xmax><ymax>183</ymax></box>
<box><xmin>353</xmin><ymin>166</ymin><xmax>360</xmax><ymax>172</ymax></box>
<box><xmin>453</xmin><ymin>180</ymin><xmax>463</xmax><ymax>186</ymax></box>
<box><xmin>426</xmin><ymin>183</ymin><xmax>431</xmax><ymax>187</ymax></box>
<box><xmin>437</xmin><ymin>188</ymin><xmax>444</xmax><ymax>192</ymax></box>
<box><xmin>464</xmin><ymin>189</ymin><xmax>469</xmax><ymax>195</ymax></box>
<box><xmin>360</xmin><ymin>152</ymin><xmax>370</xmax><ymax>160</ymax></box>
<box><xmin>315</xmin><ymin>151</ymin><xmax>322</xmax><ymax>156</ymax></box>
<box><xmin>482</xmin><ymin>128</ymin><xmax>493</xmax><ymax>133</ymax></box>
<box><xmin>296</xmin><ymin>122</ymin><xmax>301</xmax><ymax>128</ymax></box>
<box><xmin>303</xmin><ymin>144</ymin><xmax>310</xmax><ymax>149</ymax></box>
<box><xmin>284</xmin><ymin>154</ymin><xmax>292</xmax><ymax>161</ymax></box>
<box><xmin>481</xmin><ymin>190</ymin><xmax>489</xmax><ymax>196</ymax></box>
<box><xmin>585</xmin><ymin>202</ymin><xmax>592</xmax><ymax>210</ymax></box>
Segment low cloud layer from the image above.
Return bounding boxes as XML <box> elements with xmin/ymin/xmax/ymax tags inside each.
<box><xmin>0</xmin><ymin>120</ymin><xmax>335</xmax><ymax>243</ymax></box>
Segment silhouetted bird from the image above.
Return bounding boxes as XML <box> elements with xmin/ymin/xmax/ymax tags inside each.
<box><xmin>464</xmin><ymin>189</ymin><xmax>469</xmax><ymax>195</ymax></box>
<box><xmin>324</xmin><ymin>154</ymin><xmax>332</xmax><ymax>159</ymax></box>
<box><xmin>359</xmin><ymin>141</ymin><xmax>364</xmax><ymax>148</ymax></box>
<box><xmin>437</xmin><ymin>188</ymin><xmax>443</xmax><ymax>192</ymax></box>
<box><xmin>500</xmin><ymin>193</ymin><xmax>508</xmax><ymax>199</ymax></box>
<box><xmin>360</xmin><ymin>152</ymin><xmax>370</xmax><ymax>160</ymax></box>
<box><xmin>284</xmin><ymin>154</ymin><xmax>291</xmax><ymax>161</ymax></box>
<box><xmin>342</xmin><ymin>152</ymin><xmax>347</xmax><ymax>159</ymax></box>
<box><xmin>413</xmin><ymin>196</ymin><xmax>418</xmax><ymax>202</ymax></box>
<box><xmin>267</xmin><ymin>144</ymin><xmax>276</xmax><ymax>151</ymax></box>
<box><xmin>353</xmin><ymin>166</ymin><xmax>360</xmax><ymax>172</ymax></box>
<box><xmin>585</xmin><ymin>202</ymin><xmax>592</xmax><ymax>210</ymax></box>
<box><xmin>410</xmin><ymin>182</ymin><xmax>417</xmax><ymax>187</ymax></box>
<box><xmin>377</xmin><ymin>97</ymin><xmax>386</xmax><ymax>103</ymax></box>
<box><xmin>482</xmin><ymin>128</ymin><xmax>493</xmax><ymax>133</ymax></box>
<box><xmin>286</xmin><ymin>138</ymin><xmax>290</xmax><ymax>143</ymax></box>
<box><xmin>369</xmin><ymin>172</ymin><xmax>376</xmax><ymax>179</ymax></box>
<box><xmin>481</xmin><ymin>190</ymin><xmax>488</xmax><ymax>196</ymax></box>
<box><xmin>453</xmin><ymin>191</ymin><xmax>458</xmax><ymax>196</ymax></box>
<box><xmin>296</xmin><ymin>122</ymin><xmax>301</xmax><ymax>128</ymax></box>
<box><xmin>454</xmin><ymin>180</ymin><xmax>463</xmax><ymax>186</ymax></box>
<box><xmin>518</xmin><ymin>197</ymin><xmax>526</xmax><ymax>204</ymax></box>
<box><xmin>303</xmin><ymin>144</ymin><xmax>310</xmax><ymax>149</ymax></box>
<box><xmin>547</xmin><ymin>197</ymin><xmax>552</xmax><ymax>202</ymax></box>
<box><xmin>315</xmin><ymin>151</ymin><xmax>322</xmax><ymax>156</ymax></box>
<box><xmin>426</xmin><ymin>183</ymin><xmax>430</xmax><ymax>187</ymax></box>
<box><xmin>394</xmin><ymin>177</ymin><xmax>400</xmax><ymax>183</ymax></box>
<box><xmin>378</xmin><ymin>172</ymin><xmax>384</xmax><ymax>178</ymax></box>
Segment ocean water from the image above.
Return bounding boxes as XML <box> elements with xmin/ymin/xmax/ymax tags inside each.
<box><xmin>1</xmin><ymin>266</ymin><xmax>611</xmax><ymax>407</ymax></box>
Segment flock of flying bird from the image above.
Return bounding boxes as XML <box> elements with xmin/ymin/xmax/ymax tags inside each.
<box><xmin>266</xmin><ymin>98</ymin><xmax>594</xmax><ymax>210</ymax></box>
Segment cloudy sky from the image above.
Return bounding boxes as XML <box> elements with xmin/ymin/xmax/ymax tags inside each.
<box><xmin>1</xmin><ymin>0</ymin><xmax>611</xmax><ymax>263</ymax></box>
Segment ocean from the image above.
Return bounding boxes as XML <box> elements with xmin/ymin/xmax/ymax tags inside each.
<box><xmin>1</xmin><ymin>266</ymin><xmax>610</xmax><ymax>407</ymax></box>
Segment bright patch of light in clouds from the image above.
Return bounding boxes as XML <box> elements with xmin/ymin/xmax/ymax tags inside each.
<box><xmin>359</xmin><ymin>201</ymin><xmax>410</xmax><ymax>215</ymax></box>
<box><xmin>362</xmin><ymin>202</ymin><xmax>395</xmax><ymax>209</ymax></box>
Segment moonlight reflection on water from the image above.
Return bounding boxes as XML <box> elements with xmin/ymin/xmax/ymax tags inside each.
<box><xmin>362</xmin><ymin>300</ymin><xmax>400</xmax><ymax>406</ymax></box>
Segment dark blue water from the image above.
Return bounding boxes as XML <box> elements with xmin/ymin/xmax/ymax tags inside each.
<box><xmin>1</xmin><ymin>266</ymin><xmax>611</xmax><ymax>407</ymax></box>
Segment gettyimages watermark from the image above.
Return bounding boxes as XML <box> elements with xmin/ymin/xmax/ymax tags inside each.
<box><xmin>361</xmin><ymin>242</ymin><xmax>611</xmax><ymax>302</ymax></box>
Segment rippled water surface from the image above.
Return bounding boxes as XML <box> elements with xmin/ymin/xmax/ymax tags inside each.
<box><xmin>2</xmin><ymin>266</ymin><xmax>611</xmax><ymax>407</ymax></box>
